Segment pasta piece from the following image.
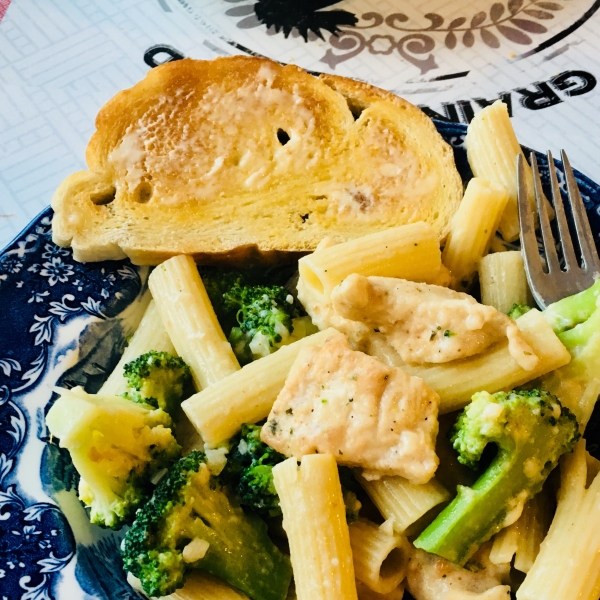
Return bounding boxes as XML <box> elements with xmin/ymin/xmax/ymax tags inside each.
<box><xmin>489</xmin><ymin>522</ymin><xmax>518</xmax><ymax>568</ymax></box>
<box><xmin>442</xmin><ymin>178</ymin><xmax>509</xmax><ymax>291</ymax></box>
<box><xmin>429</xmin><ymin>264</ymin><xmax>452</xmax><ymax>288</ymax></box>
<box><xmin>517</xmin><ymin>441</ymin><xmax>600</xmax><ymax>600</ymax></box>
<box><xmin>489</xmin><ymin>234</ymin><xmax>513</xmax><ymax>254</ymax></box>
<box><xmin>542</xmin><ymin>374</ymin><xmax>600</xmax><ymax>431</ymax></box>
<box><xmin>298</xmin><ymin>222</ymin><xmax>442</xmax><ymax>304</ymax></box>
<box><xmin>465</xmin><ymin>100</ymin><xmax>534</xmax><ymax>242</ymax></box>
<box><xmin>349</xmin><ymin>519</ymin><xmax>410</xmax><ymax>594</ymax></box>
<box><xmin>586</xmin><ymin>452</ymin><xmax>600</xmax><ymax>485</ymax></box>
<box><xmin>148</xmin><ymin>255</ymin><xmax>240</xmax><ymax>390</ymax></box>
<box><xmin>181</xmin><ymin>328</ymin><xmax>338</xmax><ymax>446</ymax></box>
<box><xmin>98</xmin><ymin>299</ymin><xmax>175</xmax><ymax>396</ymax></box>
<box><xmin>273</xmin><ymin>454</ymin><xmax>358</xmax><ymax>600</ymax></box>
<box><xmin>356</xmin><ymin>581</ymin><xmax>404</xmax><ymax>600</ymax></box>
<box><xmin>479</xmin><ymin>251</ymin><xmax>533</xmax><ymax>314</ymax></box>
<box><xmin>513</xmin><ymin>492</ymin><xmax>552</xmax><ymax>574</ymax></box>
<box><xmin>357</xmin><ymin>473</ymin><xmax>450</xmax><ymax>534</ymax></box>
<box><xmin>489</xmin><ymin>491</ymin><xmax>552</xmax><ymax>573</ymax></box>
<box><xmin>402</xmin><ymin>309</ymin><xmax>571</xmax><ymax>413</ymax></box>
<box><xmin>572</xmin><ymin>378</ymin><xmax>600</xmax><ymax>431</ymax></box>
<box><xmin>162</xmin><ymin>571</ymin><xmax>249</xmax><ymax>599</ymax></box>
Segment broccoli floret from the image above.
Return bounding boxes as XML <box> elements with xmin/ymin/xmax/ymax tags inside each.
<box><xmin>200</xmin><ymin>267</ymin><xmax>316</xmax><ymax>365</ymax></box>
<box><xmin>226</xmin><ymin>283</ymin><xmax>297</xmax><ymax>364</ymax></box>
<box><xmin>201</xmin><ymin>268</ymin><xmax>247</xmax><ymax>331</ymax></box>
<box><xmin>543</xmin><ymin>279</ymin><xmax>600</xmax><ymax>333</ymax></box>
<box><xmin>221</xmin><ymin>424</ymin><xmax>361</xmax><ymax>521</ymax></box>
<box><xmin>45</xmin><ymin>386</ymin><xmax>181</xmax><ymax>530</ymax></box>
<box><xmin>540</xmin><ymin>280</ymin><xmax>600</xmax><ymax>415</ymax></box>
<box><xmin>507</xmin><ymin>303</ymin><xmax>533</xmax><ymax>320</ymax></box>
<box><xmin>338</xmin><ymin>465</ymin><xmax>363</xmax><ymax>524</ymax></box>
<box><xmin>121</xmin><ymin>451</ymin><xmax>292</xmax><ymax>600</ymax></box>
<box><xmin>343</xmin><ymin>488</ymin><xmax>362</xmax><ymax>524</ymax></box>
<box><xmin>414</xmin><ymin>389</ymin><xmax>579</xmax><ymax>565</ymax></box>
<box><xmin>220</xmin><ymin>424</ymin><xmax>285</xmax><ymax>517</ymax></box>
<box><xmin>123</xmin><ymin>350</ymin><xmax>192</xmax><ymax>414</ymax></box>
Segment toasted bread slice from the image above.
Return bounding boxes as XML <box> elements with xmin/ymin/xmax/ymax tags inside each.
<box><xmin>51</xmin><ymin>56</ymin><xmax>463</xmax><ymax>265</ymax></box>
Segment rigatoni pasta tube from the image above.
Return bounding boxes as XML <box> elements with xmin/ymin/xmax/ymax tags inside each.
<box><xmin>99</xmin><ymin>299</ymin><xmax>175</xmax><ymax>396</ymax></box>
<box><xmin>356</xmin><ymin>582</ymin><xmax>404</xmax><ymax>600</ymax></box>
<box><xmin>517</xmin><ymin>441</ymin><xmax>600</xmax><ymax>600</ymax></box>
<box><xmin>541</xmin><ymin>372</ymin><xmax>600</xmax><ymax>431</ymax></box>
<box><xmin>148</xmin><ymin>255</ymin><xmax>240</xmax><ymax>390</ymax></box>
<box><xmin>403</xmin><ymin>309</ymin><xmax>571</xmax><ymax>413</ymax></box>
<box><xmin>490</xmin><ymin>492</ymin><xmax>551</xmax><ymax>573</ymax></box>
<box><xmin>349</xmin><ymin>519</ymin><xmax>410</xmax><ymax>594</ymax></box>
<box><xmin>163</xmin><ymin>572</ymin><xmax>248</xmax><ymax>600</ymax></box>
<box><xmin>479</xmin><ymin>251</ymin><xmax>533</xmax><ymax>314</ymax></box>
<box><xmin>182</xmin><ymin>328</ymin><xmax>338</xmax><ymax>446</ymax></box>
<box><xmin>298</xmin><ymin>222</ymin><xmax>442</xmax><ymax>304</ymax></box>
<box><xmin>465</xmin><ymin>100</ymin><xmax>534</xmax><ymax>242</ymax></box>
<box><xmin>357</xmin><ymin>473</ymin><xmax>450</xmax><ymax>534</ymax></box>
<box><xmin>442</xmin><ymin>178</ymin><xmax>508</xmax><ymax>291</ymax></box>
<box><xmin>273</xmin><ymin>454</ymin><xmax>358</xmax><ymax>600</ymax></box>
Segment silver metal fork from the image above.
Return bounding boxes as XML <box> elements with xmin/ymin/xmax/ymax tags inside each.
<box><xmin>518</xmin><ymin>150</ymin><xmax>600</xmax><ymax>309</ymax></box>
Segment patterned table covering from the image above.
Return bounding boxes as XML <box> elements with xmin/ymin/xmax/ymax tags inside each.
<box><xmin>1</xmin><ymin>0</ymin><xmax>600</xmax><ymax>249</ymax></box>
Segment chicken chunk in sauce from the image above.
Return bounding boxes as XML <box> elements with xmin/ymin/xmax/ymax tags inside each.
<box><xmin>406</xmin><ymin>547</ymin><xmax>511</xmax><ymax>600</ymax></box>
<box><xmin>260</xmin><ymin>332</ymin><xmax>439</xmax><ymax>483</ymax></box>
<box><xmin>330</xmin><ymin>275</ymin><xmax>538</xmax><ymax>369</ymax></box>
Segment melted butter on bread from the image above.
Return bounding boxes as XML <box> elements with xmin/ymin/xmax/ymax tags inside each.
<box><xmin>52</xmin><ymin>56</ymin><xmax>463</xmax><ymax>265</ymax></box>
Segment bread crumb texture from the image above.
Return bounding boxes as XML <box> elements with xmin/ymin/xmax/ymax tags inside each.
<box><xmin>51</xmin><ymin>57</ymin><xmax>463</xmax><ymax>265</ymax></box>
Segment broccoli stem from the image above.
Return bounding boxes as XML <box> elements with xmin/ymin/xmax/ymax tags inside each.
<box><xmin>543</xmin><ymin>279</ymin><xmax>600</xmax><ymax>333</ymax></box>
<box><xmin>184</xmin><ymin>485</ymin><xmax>291</xmax><ymax>600</ymax></box>
<box><xmin>414</xmin><ymin>431</ymin><xmax>542</xmax><ymax>565</ymax></box>
<box><xmin>122</xmin><ymin>452</ymin><xmax>291</xmax><ymax>599</ymax></box>
<box><xmin>414</xmin><ymin>390</ymin><xmax>579</xmax><ymax>566</ymax></box>
<box><xmin>557</xmin><ymin>304</ymin><xmax>600</xmax><ymax>349</ymax></box>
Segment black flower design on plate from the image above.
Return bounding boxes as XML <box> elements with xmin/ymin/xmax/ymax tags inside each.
<box><xmin>226</xmin><ymin>0</ymin><xmax>358</xmax><ymax>41</ymax></box>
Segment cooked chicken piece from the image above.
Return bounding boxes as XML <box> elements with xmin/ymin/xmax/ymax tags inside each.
<box><xmin>329</xmin><ymin>275</ymin><xmax>538</xmax><ymax>369</ymax></box>
<box><xmin>261</xmin><ymin>332</ymin><xmax>439</xmax><ymax>483</ymax></box>
<box><xmin>406</xmin><ymin>546</ymin><xmax>511</xmax><ymax>600</ymax></box>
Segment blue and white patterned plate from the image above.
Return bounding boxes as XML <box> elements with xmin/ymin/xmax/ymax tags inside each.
<box><xmin>1</xmin><ymin>122</ymin><xmax>600</xmax><ymax>599</ymax></box>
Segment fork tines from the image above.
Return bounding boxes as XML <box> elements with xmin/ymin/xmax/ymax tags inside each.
<box><xmin>518</xmin><ymin>150</ymin><xmax>600</xmax><ymax>309</ymax></box>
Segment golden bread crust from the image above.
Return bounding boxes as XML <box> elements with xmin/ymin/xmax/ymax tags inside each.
<box><xmin>52</xmin><ymin>56</ymin><xmax>463</xmax><ymax>265</ymax></box>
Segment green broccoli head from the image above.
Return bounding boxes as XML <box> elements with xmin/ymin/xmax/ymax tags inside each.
<box><xmin>201</xmin><ymin>268</ymin><xmax>247</xmax><ymax>331</ymax></box>
<box><xmin>123</xmin><ymin>350</ymin><xmax>192</xmax><ymax>414</ymax></box>
<box><xmin>200</xmin><ymin>267</ymin><xmax>317</xmax><ymax>365</ymax></box>
<box><xmin>226</xmin><ymin>283</ymin><xmax>296</xmax><ymax>364</ymax></box>
<box><xmin>122</xmin><ymin>451</ymin><xmax>292</xmax><ymax>600</ymax></box>
<box><xmin>45</xmin><ymin>387</ymin><xmax>181</xmax><ymax>530</ymax></box>
<box><xmin>220</xmin><ymin>424</ymin><xmax>285</xmax><ymax>517</ymax></box>
<box><xmin>414</xmin><ymin>389</ymin><xmax>579</xmax><ymax>565</ymax></box>
<box><xmin>342</xmin><ymin>489</ymin><xmax>362</xmax><ymax>524</ymax></box>
<box><xmin>543</xmin><ymin>279</ymin><xmax>600</xmax><ymax>333</ymax></box>
<box><xmin>220</xmin><ymin>424</ymin><xmax>361</xmax><ymax>521</ymax></box>
<box><xmin>507</xmin><ymin>303</ymin><xmax>533</xmax><ymax>320</ymax></box>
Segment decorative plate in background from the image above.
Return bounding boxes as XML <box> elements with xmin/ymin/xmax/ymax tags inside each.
<box><xmin>2</xmin><ymin>122</ymin><xmax>600</xmax><ymax>598</ymax></box>
<box><xmin>165</xmin><ymin>0</ymin><xmax>600</xmax><ymax>87</ymax></box>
